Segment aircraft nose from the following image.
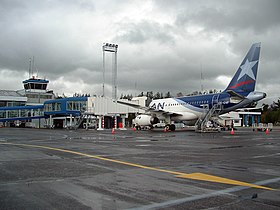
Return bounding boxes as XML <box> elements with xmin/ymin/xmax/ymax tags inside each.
<box><xmin>263</xmin><ymin>93</ymin><xmax>267</xmax><ymax>98</ymax></box>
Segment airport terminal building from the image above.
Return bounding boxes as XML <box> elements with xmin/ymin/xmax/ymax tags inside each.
<box><xmin>0</xmin><ymin>75</ymin><xmax>146</xmax><ymax>129</ymax></box>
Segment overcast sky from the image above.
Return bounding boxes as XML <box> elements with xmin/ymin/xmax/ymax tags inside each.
<box><xmin>0</xmin><ymin>0</ymin><xmax>279</xmax><ymax>104</ymax></box>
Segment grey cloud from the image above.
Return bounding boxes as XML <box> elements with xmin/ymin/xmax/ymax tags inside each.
<box><xmin>0</xmin><ymin>0</ymin><xmax>98</xmax><ymax>76</ymax></box>
<box><xmin>154</xmin><ymin>0</ymin><xmax>280</xmax><ymax>34</ymax></box>
<box><xmin>115</xmin><ymin>21</ymin><xmax>175</xmax><ymax>44</ymax></box>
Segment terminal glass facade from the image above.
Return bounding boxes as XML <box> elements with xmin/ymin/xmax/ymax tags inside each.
<box><xmin>67</xmin><ymin>101</ymin><xmax>86</xmax><ymax>112</ymax></box>
<box><xmin>0</xmin><ymin>110</ymin><xmax>6</xmax><ymax>118</ymax></box>
<box><xmin>26</xmin><ymin>94</ymin><xmax>53</xmax><ymax>100</ymax></box>
<box><xmin>44</xmin><ymin>102</ymin><xmax>61</xmax><ymax>112</ymax></box>
<box><xmin>24</xmin><ymin>83</ymin><xmax>47</xmax><ymax>90</ymax></box>
<box><xmin>0</xmin><ymin>101</ymin><xmax>26</xmax><ymax>107</ymax></box>
<box><xmin>0</xmin><ymin>107</ymin><xmax>44</xmax><ymax>119</ymax></box>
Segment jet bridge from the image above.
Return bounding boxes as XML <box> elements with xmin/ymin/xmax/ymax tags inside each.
<box><xmin>86</xmin><ymin>96</ymin><xmax>145</xmax><ymax>129</ymax></box>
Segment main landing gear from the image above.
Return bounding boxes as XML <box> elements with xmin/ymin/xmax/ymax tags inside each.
<box><xmin>165</xmin><ymin>124</ymin><xmax>176</xmax><ymax>131</ymax></box>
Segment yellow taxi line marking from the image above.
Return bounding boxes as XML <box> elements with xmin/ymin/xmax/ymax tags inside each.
<box><xmin>176</xmin><ymin>173</ymin><xmax>273</xmax><ymax>190</ymax></box>
<box><xmin>0</xmin><ymin>142</ymin><xmax>273</xmax><ymax>190</ymax></box>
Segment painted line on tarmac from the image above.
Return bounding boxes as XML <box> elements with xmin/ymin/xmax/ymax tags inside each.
<box><xmin>252</xmin><ymin>153</ymin><xmax>280</xmax><ymax>159</ymax></box>
<box><xmin>0</xmin><ymin>142</ymin><xmax>274</xmax><ymax>191</ymax></box>
<box><xmin>129</xmin><ymin>177</ymin><xmax>280</xmax><ymax>210</ymax></box>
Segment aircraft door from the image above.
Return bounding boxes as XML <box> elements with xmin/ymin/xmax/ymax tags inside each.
<box><xmin>212</xmin><ymin>94</ymin><xmax>219</xmax><ymax>106</ymax></box>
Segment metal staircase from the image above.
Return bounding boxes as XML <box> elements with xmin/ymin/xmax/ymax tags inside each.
<box><xmin>211</xmin><ymin>115</ymin><xmax>225</xmax><ymax>128</ymax></box>
<box><xmin>67</xmin><ymin>113</ymin><xmax>87</xmax><ymax>130</ymax></box>
<box><xmin>195</xmin><ymin>103</ymin><xmax>223</xmax><ymax>132</ymax></box>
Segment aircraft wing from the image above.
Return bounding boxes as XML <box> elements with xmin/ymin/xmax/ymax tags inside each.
<box><xmin>117</xmin><ymin>100</ymin><xmax>183</xmax><ymax>116</ymax></box>
<box><xmin>149</xmin><ymin>109</ymin><xmax>183</xmax><ymax>117</ymax></box>
<box><xmin>226</xmin><ymin>90</ymin><xmax>245</xmax><ymax>100</ymax></box>
<box><xmin>117</xmin><ymin>100</ymin><xmax>151</xmax><ymax>111</ymax></box>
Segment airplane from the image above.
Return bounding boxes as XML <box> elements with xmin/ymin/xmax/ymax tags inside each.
<box><xmin>118</xmin><ymin>43</ymin><xmax>266</xmax><ymax>131</ymax></box>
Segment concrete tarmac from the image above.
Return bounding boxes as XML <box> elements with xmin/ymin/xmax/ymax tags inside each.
<box><xmin>0</xmin><ymin>127</ymin><xmax>279</xmax><ymax>209</ymax></box>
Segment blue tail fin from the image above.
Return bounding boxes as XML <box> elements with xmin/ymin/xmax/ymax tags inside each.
<box><xmin>225</xmin><ymin>43</ymin><xmax>261</xmax><ymax>93</ymax></box>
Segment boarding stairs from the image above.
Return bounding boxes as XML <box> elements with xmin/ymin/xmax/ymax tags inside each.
<box><xmin>211</xmin><ymin>115</ymin><xmax>225</xmax><ymax>128</ymax></box>
<box><xmin>68</xmin><ymin>113</ymin><xmax>87</xmax><ymax>130</ymax></box>
<box><xmin>195</xmin><ymin>103</ymin><xmax>223</xmax><ymax>132</ymax></box>
<box><xmin>69</xmin><ymin>111</ymin><xmax>97</xmax><ymax>130</ymax></box>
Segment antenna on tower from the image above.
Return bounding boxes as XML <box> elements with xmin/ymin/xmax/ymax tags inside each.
<box><xmin>200</xmin><ymin>63</ymin><xmax>204</xmax><ymax>93</ymax></box>
<box><xmin>28</xmin><ymin>58</ymin><xmax>32</xmax><ymax>78</ymax></box>
<box><xmin>32</xmin><ymin>56</ymin><xmax>35</xmax><ymax>77</ymax></box>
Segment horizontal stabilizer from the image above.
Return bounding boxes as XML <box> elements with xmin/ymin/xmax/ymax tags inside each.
<box><xmin>226</xmin><ymin>90</ymin><xmax>245</xmax><ymax>100</ymax></box>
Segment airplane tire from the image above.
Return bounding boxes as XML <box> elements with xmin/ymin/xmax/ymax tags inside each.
<box><xmin>165</xmin><ymin>124</ymin><xmax>170</xmax><ymax>131</ymax></box>
<box><xmin>165</xmin><ymin>124</ymin><xmax>175</xmax><ymax>131</ymax></box>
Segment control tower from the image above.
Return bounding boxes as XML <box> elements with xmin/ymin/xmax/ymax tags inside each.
<box><xmin>22</xmin><ymin>76</ymin><xmax>54</xmax><ymax>105</ymax></box>
<box><xmin>22</xmin><ymin>58</ymin><xmax>55</xmax><ymax>105</ymax></box>
<box><xmin>23</xmin><ymin>77</ymin><xmax>49</xmax><ymax>92</ymax></box>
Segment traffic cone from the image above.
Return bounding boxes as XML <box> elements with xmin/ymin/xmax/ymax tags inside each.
<box><xmin>265</xmin><ymin>128</ymin><xmax>269</xmax><ymax>134</ymax></box>
<box><xmin>230</xmin><ymin>128</ymin><xmax>234</xmax><ymax>135</ymax></box>
<box><xmin>112</xmin><ymin>128</ymin><xmax>115</xmax><ymax>134</ymax></box>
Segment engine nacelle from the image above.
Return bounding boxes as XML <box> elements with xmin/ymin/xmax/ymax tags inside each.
<box><xmin>134</xmin><ymin>114</ymin><xmax>159</xmax><ymax>126</ymax></box>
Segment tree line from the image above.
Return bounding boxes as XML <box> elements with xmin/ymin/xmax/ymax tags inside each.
<box><xmin>120</xmin><ymin>89</ymin><xmax>222</xmax><ymax>100</ymax></box>
<box><xmin>261</xmin><ymin>98</ymin><xmax>280</xmax><ymax>125</ymax></box>
<box><xmin>120</xmin><ymin>91</ymin><xmax>172</xmax><ymax>100</ymax></box>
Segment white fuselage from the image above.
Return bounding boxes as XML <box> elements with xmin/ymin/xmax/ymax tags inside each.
<box><xmin>149</xmin><ymin>98</ymin><xmax>201</xmax><ymax>122</ymax></box>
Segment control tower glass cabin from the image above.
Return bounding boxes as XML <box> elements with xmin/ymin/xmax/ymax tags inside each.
<box><xmin>22</xmin><ymin>76</ymin><xmax>54</xmax><ymax>105</ymax></box>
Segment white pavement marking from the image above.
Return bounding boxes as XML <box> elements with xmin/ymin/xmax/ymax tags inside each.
<box><xmin>128</xmin><ymin>177</ymin><xmax>280</xmax><ymax>210</ymax></box>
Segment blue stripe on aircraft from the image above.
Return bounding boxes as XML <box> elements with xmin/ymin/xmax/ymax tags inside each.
<box><xmin>174</xmin><ymin>98</ymin><xmax>205</xmax><ymax>112</ymax></box>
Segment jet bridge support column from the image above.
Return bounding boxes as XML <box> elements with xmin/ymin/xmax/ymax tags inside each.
<box><xmin>244</xmin><ymin>114</ymin><xmax>248</xmax><ymax>127</ymax></box>
<box><xmin>120</xmin><ymin>114</ymin><xmax>127</xmax><ymax>130</ymax></box>
<box><xmin>49</xmin><ymin>115</ymin><xmax>53</xmax><ymax>129</ymax></box>
<box><xmin>85</xmin><ymin>116</ymin><xmax>89</xmax><ymax>130</ymax></box>
<box><xmin>122</xmin><ymin>117</ymin><xmax>125</xmax><ymax>129</ymax></box>
<box><xmin>69</xmin><ymin>114</ymin><xmax>72</xmax><ymax>127</ymax></box>
<box><xmin>97</xmin><ymin>116</ymin><xmax>104</xmax><ymax>130</ymax></box>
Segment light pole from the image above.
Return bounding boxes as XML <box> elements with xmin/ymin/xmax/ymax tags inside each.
<box><xmin>102</xmin><ymin>43</ymin><xmax>118</xmax><ymax>100</ymax></box>
<box><xmin>102</xmin><ymin>43</ymin><xmax>118</xmax><ymax>129</ymax></box>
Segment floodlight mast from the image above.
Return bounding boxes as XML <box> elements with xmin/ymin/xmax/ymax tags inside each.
<box><xmin>102</xmin><ymin>43</ymin><xmax>118</xmax><ymax>100</ymax></box>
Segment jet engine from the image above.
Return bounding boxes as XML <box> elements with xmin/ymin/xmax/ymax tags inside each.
<box><xmin>134</xmin><ymin>114</ymin><xmax>159</xmax><ymax>126</ymax></box>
